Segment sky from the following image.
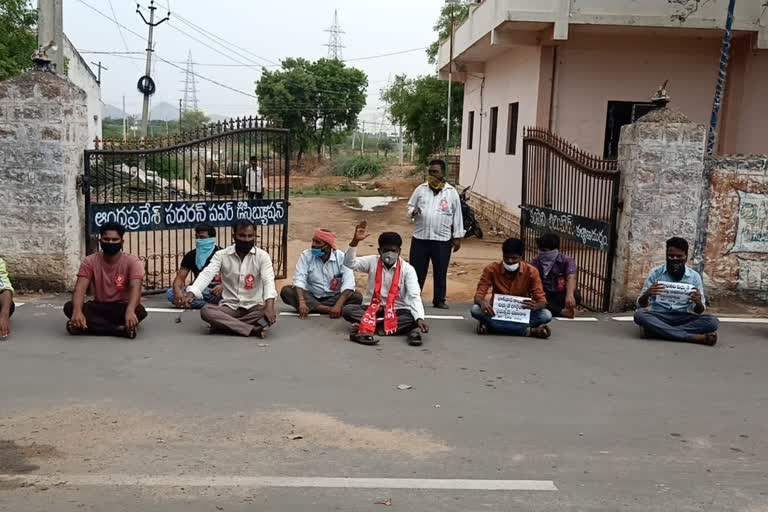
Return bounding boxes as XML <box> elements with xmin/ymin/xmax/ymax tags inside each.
<box><xmin>63</xmin><ymin>0</ymin><xmax>445</xmax><ymax>129</ymax></box>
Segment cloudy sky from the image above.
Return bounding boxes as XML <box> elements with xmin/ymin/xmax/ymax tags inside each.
<box><xmin>63</xmin><ymin>0</ymin><xmax>445</xmax><ymax>128</ymax></box>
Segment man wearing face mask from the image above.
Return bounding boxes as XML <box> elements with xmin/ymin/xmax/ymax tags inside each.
<box><xmin>634</xmin><ymin>237</ymin><xmax>719</xmax><ymax>346</ymax></box>
<box><xmin>280</xmin><ymin>229</ymin><xmax>362</xmax><ymax>319</ymax></box>
<box><xmin>471</xmin><ymin>238</ymin><xmax>552</xmax><ymax>338</ymax></box>
<box><xmin>167</xmin><ymin>224</ymin><xmax>223</xmax><ymax>309</ymax></box>
<box><xmin>184</xmin><ymin>218</ymin><xmax>277</xmax><ymax>338</ymax></box>
<box><xmin>407</xmin><ymin>159</ymin><xmax>464</xmax><ymax>310</ymax></box>
<box><xmin>64</xmin><ymin>222</ymin><xmax>147</xmax><ymax>339</ymax></box>
<box><xmin>342</xmin><ymin>221</ymin><xmax>429</xmax><ymax>346</ymax></box>
<box><xmin>531</xmin><ymin>233</ymin><xmax>581</xmax><ymax>318</ymax></box>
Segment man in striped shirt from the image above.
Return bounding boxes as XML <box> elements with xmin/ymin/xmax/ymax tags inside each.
<box><xmin>407</xmin><ymin>159</ymin><xmax>465</xmax><ymax>309</ymax></box>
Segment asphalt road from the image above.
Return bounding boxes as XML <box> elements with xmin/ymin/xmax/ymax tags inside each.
<box><xmin>1</xmin><ymin>298</ymin><xmax>766</xmax><ymax>511</ymax></box>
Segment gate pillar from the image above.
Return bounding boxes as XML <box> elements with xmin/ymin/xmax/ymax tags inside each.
<box><xmin>609</xmin><ymin>111</ymin><xmax>707</xmax><ymax>311</ymax></box>
<box><xmin>0</xmin><ymin>71</ymin><xmax>88</xmax><ymax>292</ymax></box>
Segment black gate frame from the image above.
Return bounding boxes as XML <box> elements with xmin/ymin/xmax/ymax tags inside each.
<box><xmin>520</xmin><ymin>128</ymin><xmax>620</xmax><ymax>311</ymax></box>
<box><xmin>83</xmin><ymin>118</ymin><xmax>290</xmax><ymax>290</ymax></box>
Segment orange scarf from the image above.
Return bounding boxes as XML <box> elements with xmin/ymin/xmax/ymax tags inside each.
<box><xmin>359</xmin><ymin>258</ymin><xmax>401</xmax><ymax>335</ymax></box>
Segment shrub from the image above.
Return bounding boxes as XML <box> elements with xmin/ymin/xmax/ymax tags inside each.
<box><xmin>331</xmin><ymin>154</ymin><xmax>384</xmax><ymax>178</ymax></box>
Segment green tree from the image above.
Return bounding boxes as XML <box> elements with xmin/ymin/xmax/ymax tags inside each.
<box><xmin>426</xmin><ymin>0</ymin><xmax>470</xmax><ymax>65</ymax></box>
<box><xmin>381</xmin><ymin>74</ymin><xmax>463</xmax><ymax>164</ymax></box>
<box><xmin>0</xmin><ymin>0</ymin><xmax>37</xmax><ymax>81</ymax></box>
<box><xmin>378</xmin><ymin>137</ymin><xmax>395</xmax><ymax>158</ymax></box>
<box><xmin>180</xmin><ymin>110</ymin><xmax>209</xmax><ymax>133</ymax></box>
<box><xmin>256</xmin><ymin>57</ymin><xmax>367</xmax><ymax>162</ymax></box>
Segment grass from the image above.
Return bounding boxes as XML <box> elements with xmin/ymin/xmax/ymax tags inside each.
<box><xmin>291</xmin><ymin>182</ymin><xmax>395</xmax><ymax>197</ymax></box>
<box><xmin>331</xmin><ymin>154</ymin><xmax>385</xmax><ymax>178</ymax></box>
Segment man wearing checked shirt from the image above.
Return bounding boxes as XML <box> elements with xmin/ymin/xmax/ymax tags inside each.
<box><xmin>407</xmin><ymin>159</ymin><xmax>464</xmax><ymax>309</ymax></box>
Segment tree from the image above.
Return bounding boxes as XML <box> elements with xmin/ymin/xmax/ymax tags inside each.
<box><xmin>179</xmin><ymin>110</ymin><xmax>209</xmax><ymax>133</ymax></box>
<box><xmin>378</xmin><ymin>137</ymin><xmax>395</xmax><ymax>158</ymax></box>
<box><xmin>256</xmin><ymin>57</ymin><xmax>367</xmax><ymax>162</ymax></box>
<box><xmin>426</xmin><ymin>1</ymin><xmax>470</xmax><ymax>65</ymax></box>
<box><xmin>381</xmin><ymin>74</ymin><xmax>463</xmax><ymax>164</ymax></box>
<box><xmin>0</xmin><ymin>0</ymin><xmax>37</xmax><ymax>81</ymax></box>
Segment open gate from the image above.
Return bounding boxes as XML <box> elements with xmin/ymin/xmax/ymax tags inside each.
<box><xmin>520</xmin><ymin>128</ymin><xmax>620</xmax><ymax>311</ymax></box>
<box><xmin>83</xmin><ymin>118</ymin><xmax>290</xmax><ymax>290</ymax></box>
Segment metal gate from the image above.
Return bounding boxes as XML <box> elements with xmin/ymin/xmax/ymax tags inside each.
<box><xmin>520</xmin><ymin>128</ymin><xmax>620</xmax><ymax>311</ymax></box>
<box><xmin>83</xmin><ymin>118</ymin><xmax>290</xmax><ymax>290</ymax></box>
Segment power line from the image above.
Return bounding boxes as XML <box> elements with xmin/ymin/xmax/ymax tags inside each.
<box><xmin>344</xmin><ymin>47</ymin><xmax>427</xmax><ymax>62</ymax></box>
<box><xmin>165</xmin><ymin>22</ymin><xmax>263</xmax><ymax>70</ymax></box>
<box><xmin>107</xmin><ymin>0</ymin><xmax>132</xmax><ymax>56</ymax></box>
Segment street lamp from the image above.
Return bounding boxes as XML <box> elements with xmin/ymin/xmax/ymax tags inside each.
<box><xmin>445</xmin><ymin>0</ymin><xmax>458</xmax><ymax>177</ymax></box>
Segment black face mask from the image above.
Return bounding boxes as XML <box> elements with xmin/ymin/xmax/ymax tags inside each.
<box><xmin>100</xmin><ymin>241</ymin><xmax>122</xmax><ymax>256</ymax></box>
<box><xmin>666</xmin><ymin>259</ymin><xmax>686</xmax><ymax>280</ymax></box>
<box><xmin>235</xmin><ymin>240</ymin><xmax>255</xmax><ymax>254</ymax></box>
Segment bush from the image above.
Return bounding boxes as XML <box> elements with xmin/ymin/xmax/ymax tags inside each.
<box><xmin>331</xmin><ymin>154</ymin><xmax>384</xmax><ymax>178</ymax></box>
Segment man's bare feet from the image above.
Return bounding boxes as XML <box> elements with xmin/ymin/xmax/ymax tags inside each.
<box><xmin>691</xmin><ymin>332</ymin><xmax>718</xmax><ymax>346</ymax></box>
<box><xmin>251</xmin><ymin>327</ymin><xmax>268</xmax><ymax>339</ymax></box>
<box><xmin>528</xmin><ymin>325</ymin><xmax>551</xmax><ymax>339</ymax></box>
<box><xmin>560</xmin><ymin>308</ymin><xmax>576</xmax><ymax>319</ymax></box>
<box><xmin>476</xmin><ymin>322</ymin><xmax>489</xmax><ymax>335</ymax></box>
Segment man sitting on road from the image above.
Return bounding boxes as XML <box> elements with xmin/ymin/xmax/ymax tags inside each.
<box><xmin>65</xmin><ymin>222</ymin><xmax>147</xmax><ymax>339</ymax></box>
<box><xmin>634</xmin><ymin>237</ymin><xmax>719</xmax><ymax>346</ymax></box>
<box><xmin>471</xmin><ymin>238</ymin><xmax>552</xmax><ymax>338</ymax></box>
<box><xmin>342</xmin><ymin>221</ymin><xmax>429</xmax><ymax>346</ymax></box>
<box><xmin>167</xmin><ymin>224</ymin><xmax>223</xmax><ymax>309</ymax></box>
<box><xmin>184</xmin><ymin>218</ymin><xmax>277</xmax><ymax>338</ymax></box>
<box><xmin>280</xmin><ymin>228</ymin><xmax>362</xmax><ymax>318</ymax></box>
<box><xmin>531</xmin><ymin>233</ymin><xmax>581</xmax><ymax>318</ymax></box>
<box><xmin>0</xmin><ymin>257</ymin><xmax>16</xmax><ymax>339</ymax></box>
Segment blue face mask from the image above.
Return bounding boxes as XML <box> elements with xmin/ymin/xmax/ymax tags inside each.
<box><xmin>195</xmin><ymin>238</ymin><xmax>216</xmax><ymax>270</ymax></box>
<box><xmin>311</xmin><ymin>248</ymin><xmax>324</xmax><ymax>258</ymax></box>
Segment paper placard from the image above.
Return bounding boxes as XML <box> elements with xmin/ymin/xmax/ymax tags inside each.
<box><xmin>656</xmin><ymin>281</ymin><xmax>693</xmax><ymax>306</ymax></box>
<box><xmin>492</xmin><ymin>295</ymin><xmax>531</xmax><ymax>324</ymax></box>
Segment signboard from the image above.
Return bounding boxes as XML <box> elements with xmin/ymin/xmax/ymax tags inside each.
<box><xmin>656</xmin><ymin>281</ymin><xmax>693</xmax><ymax>307</ymax></box>
<box><xmin>88</xmin><ymin>199</ymin><xmax>287</xmax><ymax>234</ymax></box>
<box><xmin>492</xmin><ymin>294</ymin><xmax>531</xmax><ymax>324</ymax></box>
<box><xmin>523</xmin><ymin>206</ymin><xmax>611</xmax><ymax>252</ymax></box>
<box><xmin>729</xmin><ymin>191</ymin><xmax>768</xmax><ymax>254</ymax></box>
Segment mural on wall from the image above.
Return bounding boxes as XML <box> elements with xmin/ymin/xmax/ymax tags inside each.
<box><xmin>728</xmin><ymin>191</ymin><xmax>768</xmax><ymax>254</ymax></box>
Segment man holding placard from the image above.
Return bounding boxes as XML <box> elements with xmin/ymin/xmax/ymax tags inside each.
<box><xmin>471</xmin><ymin>238</ymin><xmax>552</xmax><ymax>338</ymax></box>
<box><xmin>634</xmin><ymin>237</ymin><xmax>719</xmax><ymax>346</ymax></box>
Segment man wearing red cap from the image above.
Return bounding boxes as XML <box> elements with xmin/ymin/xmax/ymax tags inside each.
<box><xmin>280</xmin><ymin>228</ymin><xmax>362</xmax><ymax>318</ymax></box>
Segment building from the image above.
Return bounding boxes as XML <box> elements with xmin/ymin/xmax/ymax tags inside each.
<box><xmin>437</xmin><ymin>0</ymin><xmax>768</xmax><ymax>216</ymax></box>
<box><xmin>63</xmin><ymin>34</ymin><xmax>102</xmax><ymax>148</ymax></box>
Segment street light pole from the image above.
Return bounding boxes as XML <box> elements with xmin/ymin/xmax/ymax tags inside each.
<box><xmin>445</xmin><ymin>0</ymin><xmax>456</xmax><ymax>175</ymax></box>
<box><xmin>137</xmin><ymin>1</ymin><xmax>170</xmax><ymax>139</ymax></box>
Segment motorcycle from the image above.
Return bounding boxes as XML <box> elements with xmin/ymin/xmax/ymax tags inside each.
<box><xmin>460</xmin><ymin>186</ymin><xmax>483</xmax><ymax>239</ymax></box>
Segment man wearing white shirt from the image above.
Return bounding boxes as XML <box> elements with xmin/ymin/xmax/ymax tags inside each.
<box><xmin>407</xmin><ymin>159</ymin><xmax>464</xmax><ymax>309</ymax></box>
<box><xmin>246</xmin><ymin>155</ymin><xmax>263</xmax><ymax>200</ymax></box>
<box><xmin>343</xmin><ymin>221</ymin><xmax>429</xmax><ymax>346</ymax></box>
<box><xmin>280</xmin><ymin>228</ymin><xmax>362</xmax><ymax>318</ymax></box>
<box><xmin>184</xmin><ymin>218</ymin><xmax>277</xmax><ymax>338</ymax></box>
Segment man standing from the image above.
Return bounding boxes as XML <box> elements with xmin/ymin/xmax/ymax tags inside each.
<box><xmin>167</xmin><ymin>224</ymin><xmax>223</xmax><ymax>309</ymax></box>
<box><xmin>280</xmin><ymin>228</ymin><xmax>362</xmax><ymax>318</ymax></box>
<box><xmin>184</xmin><ymin>219</ymin><xmax>277</xmax><ymax>338</ymax></box>
<box><xmin>0</xmin><ymin>257</ymin><xmax>15</xmax><ymax>339</ymax></box>
<box><xmin>246</xmin><ymin>155</ymin><xmax>264</xmax><ymax>200</ymax></box>
<box><xmin>471</xmin><ymin>238</ymin><xmax>553</xmax><ymax>338</ymax></box>
<box><xmin>407</xmin><ymin>159</ymin><xmax>464</xmax><ymax>309</ymax></box>
<box><xmin>65</xmin><ymin>222</ymin><xmax>147</xmax><ymax>339</ymax></box>
<box><xmin>634</xmin><ymin>237</ymin><xmax>719</xmax><ymax>346</ymax></box>
<box><xmin>531</xmin><ymin>233</ymin><xmax>580</xmax><ymax>318</ymax></box>
<box><xmin>343</xmin><ymin>221</ymin><xmax>429</xmax><ymax>346</ymax></box>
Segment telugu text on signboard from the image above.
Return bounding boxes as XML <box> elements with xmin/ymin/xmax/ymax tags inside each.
<box><xmin>523</xmin><ymin>206</ymin><xmax>612</xmax><ymax>252</ymax></box>
<box><xmin>656</xmin><ymin>281</ymin><xmax>693</xmax><ymax>307</ymax></box>
<box><xmin>492</xmin><ymin>295</ymin><xmax>531</xmax><ymax>324</ymax></box>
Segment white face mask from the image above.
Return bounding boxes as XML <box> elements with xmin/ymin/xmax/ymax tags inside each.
<box><xmin>503</xmin><ymin>262</ymin><xmax>520</xmax><ymax>273</ymax></box>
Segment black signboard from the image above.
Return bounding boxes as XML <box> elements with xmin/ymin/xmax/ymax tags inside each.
<box><xmin>522</xmin><ymin>206</ymin><xmax>612</xmax><ymax>252</ymax></box>
<box><xmin>88</xmin><ymin>199</ymin><xmax>287</xmax><ymax>234</ymax></box>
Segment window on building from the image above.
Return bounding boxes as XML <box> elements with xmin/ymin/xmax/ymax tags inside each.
<box><xmin>488</xmin><ymin>106</ymin><xmax>499</xmax><ymax>153</ymax></box>
<box><xmin>467</xmin><ymin>111</ymin><xmax>475</xmax><ymax>150</ymax></box>
<box><xmin>506</xmin><ymin>102</ymin><xmax>519</xmax><ymax>155</ymax></box>
<box><xmin>603</xmin><ymin>101</ymin><xmax>656</xmax><ymax>159</ymax></box>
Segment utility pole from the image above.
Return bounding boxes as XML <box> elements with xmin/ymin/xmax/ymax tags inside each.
<box><xmin>122</xmin><ymin>95</ymin><xmax>127</xmax><ymax>140</ymax></box>
<box><xmin>445</xmin><ymin>0</ymin><xmax>456</xmax><ymax>173</ymax></box>
<box><xmin>352</xmin><ymin>129</ymin><xmax>356</xmax><ymax>150</ymax></box>
<box><xmin>178</xmin><ymin>98</ymin><xmax>183</xmax><ymax>131</ymax></box>
<box><xmin>136</xmin><ymin>1</ymin><xmax>170</xmax><ymax>139</ymax></box>
<box><xmin>90</xmin><ymin>61</ymin><xmax>108</xmax><ymax>84</ymax></box>
<box><xmin>398</xmin><ymin>124</ymin><xmax>404</xmax><ymax>166</ymax></box>
<box><xmin>36</xmin><ymin>0</ymin><xmax>64</xmax><ymax>74</ymax></box>
<box><xmin>361</xmin><ymin>121</ymin><xmax>366</xmax><ymax>153</ymax></box>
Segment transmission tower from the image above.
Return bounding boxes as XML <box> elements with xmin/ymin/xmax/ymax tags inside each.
<box><xmin>324</xmin><ymin>10</ymin><xmax>344</xmax><ymax>60</ymax></box>
<box><xmin>180</xmin><ymin>50</ymin><xmax>199</xmax><ymax>112</ymax></box>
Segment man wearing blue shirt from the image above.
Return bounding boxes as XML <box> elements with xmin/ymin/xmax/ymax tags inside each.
<box><xmin>280</xmin><ymin>229</ymin><xmax>362</xmax><ymax>319</ymax></box>
<box><xmin>634</xmin><ymin>237</ymin><xmax>719</xmax><ymax>346</ymax></box>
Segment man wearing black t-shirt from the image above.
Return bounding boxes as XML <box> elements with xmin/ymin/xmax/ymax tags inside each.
<box><xmin>167</xmin><ymin>224</ymin><xmax>223</xmax><ymax>309</ymax></box>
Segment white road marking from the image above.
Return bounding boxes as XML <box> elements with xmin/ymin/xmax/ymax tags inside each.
<box><xmin>280</xmin><ymin>312</ymin><xmax>321</xmax><ymax>317</ymax></box>
<box><xmin>146</xmin><ymin>308</ymin><xmax>188</xmax><ymax>313</ymax></box>
<box><xmin>425</xmin><ymin>315</ymin><xmax>465</xmax><ymax>320</ymax></box>
<box><xmin>14</xmin><ymin>302</ymin><xmax>25</xmax><ymax>307</ymax></box>
<box><xmin>0</xmin><ymin>474</ymin><xmax>557</xmax><ymax>491</ymax></box>
<box><xmin>555</xmin><ymin>317</ymin><xmax>599</xmax><ymax>322</ymax></box>
<box><xmin>719</xmin><ymin>317</ymin><xmax>768</xmax><ymax>324</ymax></box>
<box><xmin>612</xmin><ymin>316</ymin><xmax>635</xmax><ymax>322</ymax></box>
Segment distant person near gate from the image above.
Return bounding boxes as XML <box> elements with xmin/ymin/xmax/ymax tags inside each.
<box><xmin>65</xmin><ymin>222</ymin><xmax>148</xmax><ymax>339</ymax></box>
<box><xmin>167</xmin><ymin>224</ymin><xmax>223</xmax><ymax>309</ymax></box>
<box><xmin>0</xmin><ymin>257</ymin><xmax>16</xmax><ymax>338</ymax></box>
<box><xmin>247</xmin><ymin>155</ymin><xmax>264</xmax><ymax>200</ymax></box>
<box><xmin>280</xmin><ymin>228</ymin><xmax>362</xmax><ymax>318</ymax></box>
<box><xmin>471</xmin><ymin>238</ymin><xmax>553</xmax><ymax>338</ymax></box>
<box><xmin>531</xmin><ymin>233</ymin><xmax>581</xmax><ymax>318</ymax></box>
<box><xmin>184</xmin><ymin>219</ymin><xmax>277</xmax><ymax>338</ymax></box>
<box><xmin>634</xmin><ymin>237</ymin><xmax>719</xmax><ymax>346</ymax></box>
<box><xmin>407</xmin><ymin>159</ymin><xmax>464</xmax><ymax>309</ymax></box>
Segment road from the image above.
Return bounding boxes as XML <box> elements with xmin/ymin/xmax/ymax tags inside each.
<box><xmin>1</xmin><ymin>298</ymin><xmax>767</xmax><ymax>511</ymax></box>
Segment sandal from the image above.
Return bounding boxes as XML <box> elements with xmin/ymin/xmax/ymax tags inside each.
<box><xmin>702</xmin><ymin>332</ymin><xmax>718</xmax><ymax>346</ymax></box>
<box><xmin>476</xmin><ymin>322</ymin><xmax>489</xmax><ymax>335</ymax></box>
<box><xmin>66</xmin><ymin>321</ymin><xmax>84</xmax><ymax>336</ymax></box>
<box><xmin>529</xmin><ymin>325</ymin><xmax>551</xmax><ymax>339</ymax></box>
<box><xmin>350</xmin><ymin>333</ymin><xmax>379</xmax><ymax>345</ymax></box>
<box><xmin>407</xmin><ymin>329</ymin><xmax>423</xmax><ymax>347</ymax></box>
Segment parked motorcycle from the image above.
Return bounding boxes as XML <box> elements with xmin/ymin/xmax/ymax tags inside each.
<box><xmin>460</xmin><ymin>186</ymin><xmax>483</xmax><ymax>239</ymax></box>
